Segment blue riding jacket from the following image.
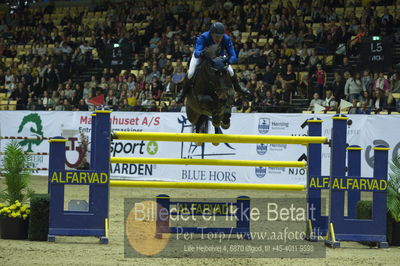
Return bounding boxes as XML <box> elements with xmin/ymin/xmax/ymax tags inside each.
<box><xmin>194</xmin><ymin>31</ymin><xmax>237</xmax><ymax>64</ymax></box>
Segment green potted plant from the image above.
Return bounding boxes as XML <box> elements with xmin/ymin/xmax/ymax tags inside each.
<box><xmin>0</xmin><ymin>141</ymin><xmax>34</xmax><ymax>239</ymax></box>
<box><xmin>387</xmin><ymin>155</ymin><xmax>400</xmax><ymax>245</ymax></box>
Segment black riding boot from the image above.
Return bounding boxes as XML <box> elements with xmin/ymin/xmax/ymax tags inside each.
<box><xmin>176</xmin><ymin>75</ymin><xmax>192</xmax><ymax>103</ymax></box>
<box><xmin>231</xmin><ymin>73</ymin><xmax>251</xmax><ymax>96</ymax></box>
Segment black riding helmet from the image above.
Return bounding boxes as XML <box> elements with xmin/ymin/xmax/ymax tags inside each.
<box><xmin>209</xmin><ymin>22</ymin><xmax>225</xmax><ymax>36</ymax></box>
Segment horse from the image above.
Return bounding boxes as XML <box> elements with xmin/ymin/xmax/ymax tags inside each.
<box><xmin>185</xmin><ymin>44</ymin><xmax>234</xmax><ymax>143</ymax></box>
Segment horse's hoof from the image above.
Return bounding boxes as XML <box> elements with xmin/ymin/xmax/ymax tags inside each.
<box><xmin>221</xmin><ymin>122</ymin><xmax>230</xmax><ymax>129</ymax></box>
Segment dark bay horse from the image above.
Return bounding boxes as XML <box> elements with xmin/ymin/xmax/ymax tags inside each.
<box><xmin>185</xmin><ymin>45</ymin><xmax>234</xmax><ymax>141</ymax></box>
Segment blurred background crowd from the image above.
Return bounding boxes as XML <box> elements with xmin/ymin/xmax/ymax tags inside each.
<box><xmin>1</xmin><ymin>0</ymin><xmax>400</xmax><ymax>114</ymax></box>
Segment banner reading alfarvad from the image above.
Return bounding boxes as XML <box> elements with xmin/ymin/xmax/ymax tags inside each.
<box><xmin>1</xmin><ymin>111</ymin><xmax>399</xmax><ymax>185</ymax></box>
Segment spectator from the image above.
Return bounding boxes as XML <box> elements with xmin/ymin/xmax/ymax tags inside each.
<box><xmin>82</xmin><ymin>82</ymin><xmax>92</xmax><ymax>99</ymax></box>
<box><xmin>55</xmin><ymin>99</ymin><xmax>64</xmax><ymax>111</ymax></box>
<box><xmin>41</xmin><ymin>90</ymin><xmax>51</xmax><ymax>109</ymax></box>
<box><xmin>132</xmin><ymin>99</ymin><xmax>144</xmax><ymax>111</ymax></box>
<box><xmin>127</xmin><ymin>90</ymin><xmax>137</xmax><ymax>107</ymax></box>
<box><xmin>390</xmin><ymin>73</ymin><xmax>400</xmax><ymax>93</ymax></box>
<box><xmin>341</xmin><ymin>56</ymin><xmax>354</xmax><ymax>76</ymax></box>
<box><xmin>281</xmin><ymin>64</ymin><xmax>296</xmax><ymax>97</ymax></box>
<box><xmin>238</xmin><ymin>43</ymin><xmax>250</xmax><ymax>64</ymax></box>
<box><xmin>3</xmin><ymin>0</ymin><xmax>399</xmax><ymax>115</ymax></box>
<box><xmin>105</xmin><ymin>90</ymin><xmax>118</xmax><ymax>109</ymax></box>
<box><xmin>168</xmin><ymin>100</ymin><xmax>181</xmax><ymax>112</ymax></box>
<box><xmin>48</xmin><ymin>91</ymin><xmax>60</xmax><ymax>110</ymax></box>
<box><xmin>260</xmin><ymin>90</ymin><xmax>275</xmax><ymax>113</ymax></box>
<box><xmin>10</xmin><ymin>82</ymin><xmax>29</xmax><ymax>110</ymax></box>
<box><xmin>360</xmin><ymin>91</ymin><xmax>373</xmax><ymax>107</ymax></box>
<box><xmin>238</xmin><ymin>101</ymin><xmax>252</xmax><ymax>113</ymax></box>
<box><xmin>348</xmin><ymin>99</ymin><xmax>359</xmax><ymax>114</ymax></box>
<box><xmin>4</xmin><ymin>69</ymin><xmax>15</xmax><ymax>92</ymax></box>
<box><xmin>247</xmin><ymin>42</ymin><xmax>260</xmax><ymax>63</ymax></box>
<box><xmin>361</xmin><ymin>69</ymin><xmax>374</xmax><ymax>94</ymax></box>
<box><xmin>146</xmin><ymin>65</ymin><xmax>161</xmax><ymax>83</ymax></box>
<box><xmin>131</xmin><ymin>53</ymin><xmax>143</xmax><ymax>70</ymax></box>
<box><xmin>372</xmin><ymin>89</ymin><xmax>387</xmax><ymax>113</ymax></box>
<box><xmin>148</xmin><ymin>100</ymin><xmax>158</xmax><ymax>112</ymax></box>
<box><xmin>308</xmin><ymin>92</ymin><xmax>324</xmax><ymax>112</ymax></box>
<box><xmin>307</xmin><ymin>49</ymin><xmax>319</xmax><ymax>70</ymax></box>
<box><xmin>324</xmin><ymin>89</ymin><xmax>337</xmax><ymax>111</ymax></box>
<box><xmin>63</xmin><ymin>99</ymin><xmax>73</xmax><ymax>111</ymax></box>
<box><xmin>373</xmin><ymin>72</ymin><xmax>390</xmax><ymax>93</ymax></box>
<box><xmin>298</xmin><ymin>73</ymin><xmax>313</xmax><ymax>99</ymax></box>
<box><xmin>345</xmin><ymin>72</ymin><xmax>363</xmax><ymax>102</ymax></box>
<box><xmin>159</xmin><ymin>101</ymin><xmax>168</xmax><ymax>112</ymax></box>
<box><xmin>313</xmin><ymin>64</ymin><xmax>326</xmax><ymax>97</ymax></box>
<box><xmin>119</xmin><ymin>98</ymin><xmax>132</xmax><ymax>111</ymax></box>
<box><xmin>26</xmin><ymin>97</ymin><xmax>36</xmax><ymax>110</ymax></box>
<box><xmin>357</xmin><ymin>102</ymin><xmax>371</xmax><ymax>114</ymax></box>
<box><xmin>150</xmin><ymin>77</ymin><xmax>162</xmax><ymax>101</ymax></box>
<box><xmin>70</xmin><ymin>90</ymin><xmax>80</xmax><ymax>108</ymax></box>
<box><xmin>77</xmin><ymin>99</ymin><xmax>88</xmax><ymax>111</ymax></box>
<box><xmin>35</xmin><ymin>99</ymin><xmax>46</xmax><ymax>111</ymax></box>
<box><xmin>162</xmin><ymin>75</ymin><xmax>176</xmax><ymax>96</ymax></box>
<box><xmin>171</xmin><ymin>66</ymin><xmax>185</xmax><ymax>85</ymax></box>
<box><xmin>261</xmin><ymin>65</ymin><xmax>275</xmax><ymax>89</ymax></box>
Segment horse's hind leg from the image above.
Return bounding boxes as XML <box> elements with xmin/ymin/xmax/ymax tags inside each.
<box><xmin>197</xmin><ymin>115</ymin><xmax>209</xmax><ymax>134</ymax></box>
<box><xmin>186</xmin><ymin>105</ymin><xmax>200</xmax><ymax>131</ymax></box>
<box><xmin>212</xmin><ymin>126</ymin><xmax>222</xmax><ymax>146</ymax></box>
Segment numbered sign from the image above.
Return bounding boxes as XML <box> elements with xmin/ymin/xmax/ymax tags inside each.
<box><xmin>360</xmin><ymin>36</ymin><xmax>392</xmax><ymax>72</ymax></box>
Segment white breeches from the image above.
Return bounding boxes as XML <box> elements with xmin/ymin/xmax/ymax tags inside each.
<box><xmin>188</xmin><ymin>52</ymin><xmax>234</xmax><ymax>79</ymax></box>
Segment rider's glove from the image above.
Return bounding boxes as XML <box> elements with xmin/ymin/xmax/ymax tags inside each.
<box><xmin>211</xmin><ymin>57</ymin><xmax>226</xmax><ymax>70</ymax></box>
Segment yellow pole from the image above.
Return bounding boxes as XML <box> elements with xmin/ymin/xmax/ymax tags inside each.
<box><xmin>110</xmin><ymin>157</ymin><xmax>307</xmax><ymax>168</ymax></box>
<box><xmin>110</xmin><ymin>180</ymin><xmax>305</xmax><ymax>191</ymax></box>
<box><xmin>112</xmin><ymin>131</ymin><xmax>328</xmax><ymax>145</ymax></box>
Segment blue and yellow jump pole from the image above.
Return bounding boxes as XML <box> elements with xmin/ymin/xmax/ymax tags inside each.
<box><xmin>47</xmin><ymin>110</ymin><xmax>111</xmax><ymax>244</ymax></box>
<box><xmin>46</xmin><ymin>110</ymin><xmax>389</xmax><ymax>247</ymax></box>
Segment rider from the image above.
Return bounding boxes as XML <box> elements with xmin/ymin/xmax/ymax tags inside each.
<box><xmin>176</xmin><ymin>22</ymin><xmax>251</xmax><ymax>103</ymax></box>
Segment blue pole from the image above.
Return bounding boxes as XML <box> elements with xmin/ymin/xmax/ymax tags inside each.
<box><xmin>48</xmin><ymin>137</ymin><xmax>67</xmax><ymax>241</ymax></box>
<box><xmin>306</xmin><ymin>118</ymin><xmax>326</xmax><ymax>238</ymax></box>
<box><xmin>329</xmin><ymin>115</ymin><xmax>348</xmax><ymax>224</ymax></box>
<box><xmin>372</xmin><ymin>145</ymin><xmax>389</xmax><ymax>248</ymax></box>
<box><xmin>346</xmin><ymin>145</ymin><xmax>361</xmax><ymax>219</ymax></box>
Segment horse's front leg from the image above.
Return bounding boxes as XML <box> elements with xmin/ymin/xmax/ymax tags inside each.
<box><xmin>211</xmin><ymin>113</ymin><xmax>221</xmax><ymax>128</ymax></box>
<box><xmin>221</xmin><ymin>110</ymin><xmax>231</xmax><ymax>129</ymax></box>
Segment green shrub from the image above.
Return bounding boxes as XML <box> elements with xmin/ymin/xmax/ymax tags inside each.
<box><xmin>28</xmin><ymin>194</ymin><xmax>49</xmax><ymax>241</ymax></box>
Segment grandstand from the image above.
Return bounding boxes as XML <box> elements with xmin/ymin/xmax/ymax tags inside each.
<box><xmin>0</xmin><ymin>0</ymin><xmax>400</xmax><ymax>114</ymax></box>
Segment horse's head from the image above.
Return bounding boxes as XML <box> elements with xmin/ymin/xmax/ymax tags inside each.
<box><xmin>203</xmin><ymin>44</ymin><xmax>220</xmax><ymax>59</ymax></box>
<box><xmin>203</xmin><ymin>44</ymin><xmax>228</xmax><ymax>73</ymax></box>
<box><xmin>195</xmin><ymin>45</ymin><xmax>232</xmax><ymax>102</ymax></box>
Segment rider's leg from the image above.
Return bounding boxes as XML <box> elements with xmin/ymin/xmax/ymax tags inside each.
<box><xmin>228</xmin><ymin>65</ymin><xmax>251</xmax><ymax>95</ymax></box>
<box><xmin>176</xmin><ymin>54</ymin><xmax>200</xmax><ymax>103</ymax></box>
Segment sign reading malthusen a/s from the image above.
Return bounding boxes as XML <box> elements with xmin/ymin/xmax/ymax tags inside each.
<box><xmin>49</xmin><ymin>170</ymin><xmax>109</xmax><ymax>184</ymax></box>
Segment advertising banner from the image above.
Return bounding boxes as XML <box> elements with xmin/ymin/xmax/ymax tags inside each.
<box><xmin>1</xmin><ymin>111</ymin><xmax>399</xmax><ymax>185</ymax></box>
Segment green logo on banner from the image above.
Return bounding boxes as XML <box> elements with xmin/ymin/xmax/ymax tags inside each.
<box><xmin>17</xmin><ymin>113</ymin><xmax>44</xmax><ymax>152</ymax></box>
<box><xmin>146</xmin><ymin>141</ymin><xmax>158</xmax><ymax>155</ymax></box>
